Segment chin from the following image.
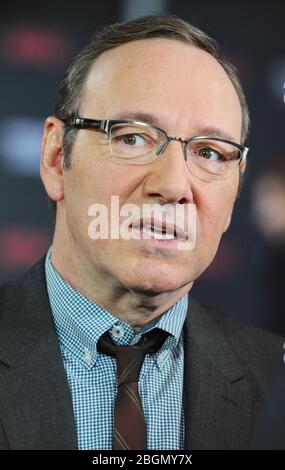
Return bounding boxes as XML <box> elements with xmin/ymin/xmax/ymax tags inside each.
<box><xmin>118</xmin><ymin>264</ymin><xmax>192</xmax><ymax>295</ymax></box>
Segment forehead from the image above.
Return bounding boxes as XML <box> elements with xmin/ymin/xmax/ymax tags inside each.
<box><xmin>80</xmin><ymin>38</ymin><xmax>242</xmax><ymax>139</ymax></box>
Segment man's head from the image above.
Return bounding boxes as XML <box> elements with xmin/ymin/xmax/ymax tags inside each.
<box><xmin>40</xmin><ymin>14</ymin><xmax>249</xmax><ymax>299</ymax></box>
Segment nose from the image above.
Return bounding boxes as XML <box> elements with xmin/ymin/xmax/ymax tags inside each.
<box><xmin>142</xmin><ymin>139</ymin><xmax>194</xmax><ymax>204</ymax></box>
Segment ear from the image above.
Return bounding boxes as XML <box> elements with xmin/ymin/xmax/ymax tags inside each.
<box><xmin>40</xmin><ymin>116</ymin><xmax>65</xmax><ymax>204</ymax></box>
<box><xmin>223</xmin><ymin>161</ymin><xmax>247</xmax><ymax>233</ymax></box>
<box><xmin>239</xmin><ymin>158</ymin><xmax>247</xmax><ymax>176</ymax></box>
<box><xmin>222</xmin><ymin>205</ymin><xmax>234</xmax><ymax>233</ymax></box>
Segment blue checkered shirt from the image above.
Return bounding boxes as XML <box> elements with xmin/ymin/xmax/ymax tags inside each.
<box><xmin>45</xmin><ymin>246</ymin><xmax>187</xmax><ymax>450</ymax></box>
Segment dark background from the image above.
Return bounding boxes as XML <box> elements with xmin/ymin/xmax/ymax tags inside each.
<box><xmin>1</xmin><ymin>0</ymin><xmax>284</xmax><ymax>333</ymax></box>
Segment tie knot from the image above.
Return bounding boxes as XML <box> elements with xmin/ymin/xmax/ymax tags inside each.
<box><xmin>97</xmin><ymin>327</ymin><xmax>169</xmax><ymax>384</ymax></box>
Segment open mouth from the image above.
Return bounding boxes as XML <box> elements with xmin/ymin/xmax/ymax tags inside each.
<box><xmin>129</xmin><ymin>218</ymin><xmax>186</xmax><ymax>241</ymax></box>
<box><xmin>139</xmin><ymin>222</ymin><xmax>176</xmax><ymax>240</ymax></box>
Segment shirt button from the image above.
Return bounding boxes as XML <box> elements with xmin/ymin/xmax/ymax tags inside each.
<box><xmin>111</xmin><ymin>325</ymin><xmax>125</xmax><ymax>339</ymax></box>
<box><xmin>84</xmin><ymin>349</ymin><xmax>92</xmax><ymax>364</ymax></box>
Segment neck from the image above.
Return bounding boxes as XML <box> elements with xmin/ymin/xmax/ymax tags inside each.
<box><xmin>50</xmin><ymin>217</ymin><xmax>192</xmax><ymax>330</ymax></box>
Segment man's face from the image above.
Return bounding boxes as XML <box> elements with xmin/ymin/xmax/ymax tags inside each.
<box><xmin>60</xmin><ymin>38</ymin><xmax>244</xmax><ymax>295</ymax></box>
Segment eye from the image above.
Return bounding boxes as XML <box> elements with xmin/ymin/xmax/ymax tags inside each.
<box><xmin>120</xmin><ymin>134</ymin><xmax>147</xmax><ymax>147</ymax></box>
<box><xmin>198</xmin><ymin>147</ymin><xmax>225</xmax><ymax>161</ymax></box>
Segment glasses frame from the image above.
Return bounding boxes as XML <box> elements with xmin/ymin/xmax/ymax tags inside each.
<box><xmin>61</xmin><ymin>116</ymin><xmax>249</xmax><ymax>165</ymax></box>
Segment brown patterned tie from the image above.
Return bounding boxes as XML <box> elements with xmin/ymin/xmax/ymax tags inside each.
<box><xmin>97</xmin><ymin>327</ymin><xmax>169</xmax><ymax>450</ymax></box>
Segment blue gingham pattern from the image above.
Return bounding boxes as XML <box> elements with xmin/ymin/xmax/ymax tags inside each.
<box><xmin>45</xmin><ymin>246</ymin><xmax>187</xmax><ymax>450</ymax></box>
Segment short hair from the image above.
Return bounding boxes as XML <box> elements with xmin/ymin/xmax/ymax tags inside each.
<box><xmin>49</xmin><ymin>13</ymin><xmax>250</xmax><ymax>219</ymax></box>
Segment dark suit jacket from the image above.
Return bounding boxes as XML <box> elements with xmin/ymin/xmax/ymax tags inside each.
<box><xmin>250</xmin><ymin>370</ymin><xmax>285</xmax><ymax>449</ymax></box>
<box><xmin>0</xmin><ymin>255</ymin><xmax>284</xmax><ymax>450</ymax></box>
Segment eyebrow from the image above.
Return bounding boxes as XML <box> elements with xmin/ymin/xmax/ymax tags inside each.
<box><xmin>111</xmin><ymin>111</ymin><xmax>238</xmax><ymax>142</ymax></box>
<box><xmin>112</xmin><ymin>112</ymin><xmax>158</xmax><ymax>127</ymax></box>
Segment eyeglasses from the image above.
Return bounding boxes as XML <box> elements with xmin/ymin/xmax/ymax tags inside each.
<box><xmin>61</xmin><ymin>116</ymin><xmax>249</xmax><ymax>181</ymax></box>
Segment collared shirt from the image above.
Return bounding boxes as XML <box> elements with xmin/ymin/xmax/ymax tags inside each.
<box><xmin>45</xmin><ymin>246</ymin><xmax>187</xmax><ymax>450</ymax></box>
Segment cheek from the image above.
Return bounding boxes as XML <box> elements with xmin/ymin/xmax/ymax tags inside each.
<box><xmin>63</xmin><ymin>141</ymin><xmax>149</xmax><ymax>220</ymax></box>
<box><xmin>194</xmin><ymin>180</ymin><xmax>238</xmax><ymax>238</ymax></box>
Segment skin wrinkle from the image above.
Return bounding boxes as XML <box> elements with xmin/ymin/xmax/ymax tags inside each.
<box><xmin>40</xmin><ymin>38</ymin><xmax>246</xmax><ymax>331</ymax></box>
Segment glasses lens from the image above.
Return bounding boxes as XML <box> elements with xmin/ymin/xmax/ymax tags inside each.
<box><xmin>187</xmin><ymin>138</ymin><xmax>242</xmax><ymax>180</ymax></box>
<box><xmin>109</xmin><ymin>123</ymin><xmax>167</xmax><ymax>164</ymax></box>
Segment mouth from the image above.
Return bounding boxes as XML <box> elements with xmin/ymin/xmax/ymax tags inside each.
<box><xmin>129</xmin><ymin>217</ymin><xmax>188</xmax><ymax>242</ymax></box>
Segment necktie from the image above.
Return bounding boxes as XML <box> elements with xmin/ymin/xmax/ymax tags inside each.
<box><xmin>97</xmin><ymin>327</ymin><xmax>169</xmax><ymax>450</ymax></box>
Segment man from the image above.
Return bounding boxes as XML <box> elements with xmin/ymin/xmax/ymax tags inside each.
<box><xmin>0</xmin><ymin>14</ymin><xmax>283</xmax><ymax>450</ymax></box>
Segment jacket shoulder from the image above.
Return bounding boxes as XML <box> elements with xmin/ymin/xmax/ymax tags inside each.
<box><xmin>0</xmin><ymin>282</ymin><xmax>8</xmax><ymax>316</ymax></box>
<box><xmin>208</xmin><ymin>307</ymin><xmax>283</xmax><ymax>351</ymax></box>
<box><xmin>0</xmin><ymin>254</ymin><xmax>47</xmax><ymax>321</ymax></box>
<box><xmin>203</xmin><ymin>304</ymin><xmax>284</xmax><ymax>384</ymax></box>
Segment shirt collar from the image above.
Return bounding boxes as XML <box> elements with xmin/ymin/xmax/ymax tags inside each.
<box><xmin>45</xmin><ymin>246</ymin><xmax>188</xmax><ymax>370</ymax></box>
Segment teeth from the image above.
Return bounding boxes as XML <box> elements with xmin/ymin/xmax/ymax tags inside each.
<box><xmin>142</xmin><ymin>226</ymin><xmax>176</xmax><ymax>240</ymax></box>
<box><xmin>131</xmin><ymin>222</ymin><xmax>180</xmax><ymax>240</ymax></box>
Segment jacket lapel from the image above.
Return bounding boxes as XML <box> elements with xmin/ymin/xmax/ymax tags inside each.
<box><xmin>0</xmin><ymin>255</ymin><xmax>254</xmax><ymax>450</ymax></box>
<box><xmin>0</xmin><ymin>256</ymin><xmax>77</xmax><ymax>449</ymax></box>
<box><xmin>183</xmin><ymin>297</ymin><xmax>253</xmax><ymax>449</ymax></box>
